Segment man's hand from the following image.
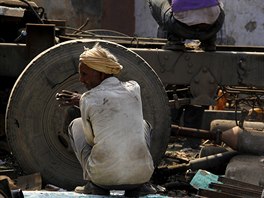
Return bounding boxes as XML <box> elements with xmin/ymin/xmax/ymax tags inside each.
<box><xmin>55</xmin><ymin>90</ymin><xmax>81</xmax><ymax>107</ymax></box>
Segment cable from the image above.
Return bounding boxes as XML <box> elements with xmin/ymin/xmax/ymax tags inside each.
<box><xmin>19</xmin><ymin>0</ymin><xmax>44</xmax><ymax>24</ymax></box>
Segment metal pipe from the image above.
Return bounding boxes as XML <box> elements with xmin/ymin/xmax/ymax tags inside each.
<box><xmin>155</xmin><ymin>151</ymin><xmax>238</xmax><ymax>176</ymax></box>
<box><xmin>218</xmin><ymin>176</ymin><xmax>263</xmax><ymax>191</ymax></box>
<box><xmin>171</xmin><ymin>124</ymin><xmax>217</xmax><ymax>140</ymax></box>
<box><xmin>209</xmin><ymin>183</ymin><xmax>262</xmax><ymax>197</ymax></box>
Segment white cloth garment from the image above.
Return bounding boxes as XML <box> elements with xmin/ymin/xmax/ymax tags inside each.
<box><xmin>173</xmin><ymin>5</ymin><xmax>221</xmax><ymax>26</ymax></box>
<box><xmin>79</xmin><ymin>77</ymin><xmax>154</xmax><ymax>186</ymax></box>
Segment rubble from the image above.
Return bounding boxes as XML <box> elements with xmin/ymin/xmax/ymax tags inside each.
<box><xmin>0</xmin><ymin>134</ymin><xmax>264</xmax><ymax>197</ymax></box>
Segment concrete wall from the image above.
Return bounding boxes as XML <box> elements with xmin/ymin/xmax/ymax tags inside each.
<box><xmin>34</xmin><ymin>0</ymin><xmax>264</xmax><ymax>46</ymax></box>
<box><xmin>220</xmin><ymin>0</ymin><xmax>264</xmax><ymax>46</ymax></box>
<box><xmin>34</xmin><ymin>0</ymin><xmax>135</xmax><ymax>36</ymax></box>
<box><xmin>34</xmin><ymin>0</ymin><xmax>154</xmax><ymax>37</ymax></box>
<box><xmin>134</xmin><ymin>0</ymin><xmax>157</xmax><ymax>37</ymax></box>
<box><xmin>101</xmin><ymin>0</ymin><xmax>135</xmax><ymax>36</ymax></box>
<box><xmin>34</xmin><ymin>0</ymin><xmax>102</xmax><ymax>31</ymax></box>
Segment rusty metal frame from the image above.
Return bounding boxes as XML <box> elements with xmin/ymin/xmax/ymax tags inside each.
<box><xmin>1</xmin><ymin>24</ymin><xmax>264</xmax><ymax>107</ymax></box>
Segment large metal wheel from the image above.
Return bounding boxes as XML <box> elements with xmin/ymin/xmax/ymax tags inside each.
<box><xmin>5</xmin><ymin>39</ymin><xmax>171</xmax><ymax>190</ymax></box>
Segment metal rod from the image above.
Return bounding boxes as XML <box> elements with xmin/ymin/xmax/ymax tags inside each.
<box><xmin>218</xmin><ymin>176</ymin><xmax>263</xmax><ymax>191</ymax></box>
<box><xmin>156</xmin><ymin>151</ymin><xmax>238</xmax><ymax>176</ymax></box>
<box><xmin>209</xmin><ymin>183</ymin><xmax>262</xmax><ymax>197</ymax></box>
<box><xmin>171</xmin><ymin>124</ymin><xmax>216</xmax><ymax>140</ymax></box>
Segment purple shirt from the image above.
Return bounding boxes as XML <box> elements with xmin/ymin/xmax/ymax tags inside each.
<box><xmin>172</xmin><ymin>0</ymin><xmax>219</xmax><ymax>12</ymax></box>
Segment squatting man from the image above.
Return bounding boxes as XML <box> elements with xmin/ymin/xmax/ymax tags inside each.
<box><xmin>55</xmin><ymin>43</ymin><xmax>156</xmax><ymax>196</ymax></box>
<box><xmin>148</xmin><ymin>0</ymin><xmax>225</xmax><ymax>51</ymax></box>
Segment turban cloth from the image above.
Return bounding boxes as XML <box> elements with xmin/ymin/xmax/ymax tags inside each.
<box><xmin>79</xmin><ymin>44</ymin><xmax>123</xmax><ymax>75</ymax></box>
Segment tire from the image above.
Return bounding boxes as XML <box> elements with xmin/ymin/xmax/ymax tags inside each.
<box><xmin>5</xmin><ymin>39</ymin><xmax>171</xmax><ymax>190</ymax></box>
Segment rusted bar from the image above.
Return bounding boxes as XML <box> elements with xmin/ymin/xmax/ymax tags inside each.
<box><xmin>188</xmin><ymin>151</ymin><xmax>237</xmax><ymax>171</ymax></box>
<box><xmin>225</xmin><ymin>86</ymin><xmax>264</xmax><ymax>94</ymax></box>
<box><xmin>155</xmin><ymin>151</ymin><xmax>238</xmax><ymax>176</ymax></box>
<box><xmin>198</xmin><ymin>189</ymin><xmax>242</xmax><ymax>198</ymax></box>
<box><xmin>171</xmin><ymin>124</ymin><xmax>216</xmax><ymax>140</ymax></box>
<box><xmin>209</xmin><ymin>183</ymin><xmax>262</xmax><ymax>197</ymax></box>
<box><xmin>60</xmin><ymin>34</ymin><xmax>166</xmax><ymax>46</ymax></box>
<box><xmin>218</xmin><ymin>176</ymin><xmax>263</xmax><ymax>191</ymax></box>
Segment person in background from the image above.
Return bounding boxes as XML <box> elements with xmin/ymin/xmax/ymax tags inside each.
<box><xmin>55</xmin><ymin>43</ymin><xmax>156</xmax><ymax>197</ymax></box>
<box><xmin>148</xmin><ymin>0</ymin><xmax>225</xmax><ymax>51</ymax></box>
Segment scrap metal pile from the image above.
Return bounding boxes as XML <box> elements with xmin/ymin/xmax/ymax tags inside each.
<box><xmin>1</xmin><ymin>1</ymin><xmax>264</xmax><ymax>197</ymax></box>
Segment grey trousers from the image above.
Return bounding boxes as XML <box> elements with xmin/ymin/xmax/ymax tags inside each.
<box><xmin>68</xmin><ymin>118</ymin><xmax>152</xmax><ymax>184</ymax></box>
<box><xmin>148</xmin><ymin>0</ymin><xmax>225</xmax><ymax>42</ymax></box>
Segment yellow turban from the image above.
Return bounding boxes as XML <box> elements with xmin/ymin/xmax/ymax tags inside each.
<box><xmin>79</xmin><ymin>43</ymin><xmax>123</xmax><ymax>74</ymax></box>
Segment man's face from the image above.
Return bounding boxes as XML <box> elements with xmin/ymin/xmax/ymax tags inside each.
<box><xmin>78</xmin><ymin>62</ymin><xmax>104</xmax><ymax>90</ymax></box>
